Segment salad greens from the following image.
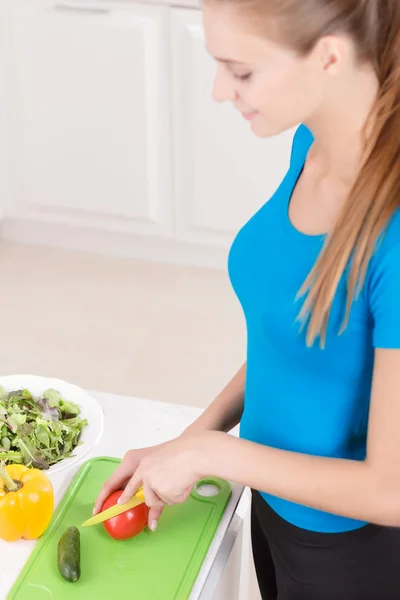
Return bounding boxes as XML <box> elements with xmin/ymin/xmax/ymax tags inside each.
<box><xmin>0</xmin><ymin>387</ymin><xmax>88</xmax><ymax>470</ymax></box>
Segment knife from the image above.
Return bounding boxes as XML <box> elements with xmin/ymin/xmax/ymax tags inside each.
<box><xmin>82</xmin><ymin>487</ymin><xmax>145</xmax><ymax>527</ymax></box>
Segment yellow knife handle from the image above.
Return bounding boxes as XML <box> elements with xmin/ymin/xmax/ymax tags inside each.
<box><xmin>134</xmin><ymin>487</ymin><xmax>145</xmax><ymax>501</ymax></box>
<box><xmin>117</xmin><ymin>486</ymin><xmax>145</xmax><ymax>508</ymax></box>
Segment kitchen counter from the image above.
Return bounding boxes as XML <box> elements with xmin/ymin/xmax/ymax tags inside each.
<box><xmin>0</xmin><ymin>390</ymin><xmax>246</xmax><ymax>600</ymax></box>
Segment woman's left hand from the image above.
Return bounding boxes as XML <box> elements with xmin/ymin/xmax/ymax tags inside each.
<box><xmin>117</xmin><ymin>431</ymin><xmax>217</xmax><ymax>531</ymax></box>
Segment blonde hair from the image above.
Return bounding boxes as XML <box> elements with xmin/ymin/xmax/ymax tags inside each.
<box><xmin>212</xmin><ymin>0</ymin><xmax>400</xmax><ymax>346</ymax></box>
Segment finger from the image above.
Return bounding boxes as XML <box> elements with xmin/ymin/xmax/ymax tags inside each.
<box><xmin>177</xmin><ymin>486</ymin><xmax>192</xmax><ymax>504</ymax></box>
<box><xmin>152</xmin><ymin>485</ymin><xmax>192</xmax><ymax>506</ymax></box>
<box><xmin>118</xmin><ymin>473</ymin><xmax>142</xmax><ymax>505</ymax></box>
<box><xmin>148</xmin><ymin>505</ymin><xmax>164</xmax><ymax>532</ymax></box>
<box><xmin>93</xmin><ymin>463</ymin><xmax>134</xmax><ymax>515</ymax></box>
<box><xmin>93</xmin><ymin>477</ymin><xmax>129</xmax><ymax>515</ymax></box>
<box><xmin>143</xmin><ymin>483</ymin><xmax>165</xmax><ymax>532</ymax></box>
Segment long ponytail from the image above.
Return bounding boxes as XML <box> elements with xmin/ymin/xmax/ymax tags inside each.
<box><xmin>298</xmin><ymin>0</ymin><xmax>400</xmax><ymax>346</ymax></box>
<box><xmin>208</xmin><ymin>0</ymin><xmax>400</xmax><ymax>347</ymax></box>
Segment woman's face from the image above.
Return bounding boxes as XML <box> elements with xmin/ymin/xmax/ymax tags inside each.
<box><xmin>203</xmin><ymin>4</ymin><xmax>327</xmax><ymax>137</ymax></box>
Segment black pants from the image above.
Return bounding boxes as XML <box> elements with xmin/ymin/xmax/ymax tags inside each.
<box><xmin>251</xmin><ymin>490</ymin><xmax>400</xmax><ymax>600</ymax></box>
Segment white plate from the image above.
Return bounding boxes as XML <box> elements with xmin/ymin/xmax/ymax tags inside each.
<box><xmin>0</xmin><ymin>374</ymin><xmax>104</xmax><ymax>475</ymax></box>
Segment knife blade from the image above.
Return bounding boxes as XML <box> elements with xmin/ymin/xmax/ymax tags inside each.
<box><xmin>82</xmin><ymin>487</ymin><xmax>145</xmax><ymax>527</ymax></box>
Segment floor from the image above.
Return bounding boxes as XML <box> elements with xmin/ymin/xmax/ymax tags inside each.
<box><xmin>0</xmin><ymin>240</ymin><xmax>261</xmax><ymax>599</ymax></box>
<box><xmin>0</xmin><ymin>241</ymin><xmax>246</xmax><ymax>407</ymax></box>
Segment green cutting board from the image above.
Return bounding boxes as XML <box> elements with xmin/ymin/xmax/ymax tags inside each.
<box><xmin>8</xmin><ymin>457</ymin><xmax>232</xmax><ymax>600</ymax></box>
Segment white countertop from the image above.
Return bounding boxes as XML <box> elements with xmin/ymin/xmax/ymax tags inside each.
<box><xmin>0</xmin><ymin>390</ymin><xmax>246</xmax><ymax>600</ymax></box>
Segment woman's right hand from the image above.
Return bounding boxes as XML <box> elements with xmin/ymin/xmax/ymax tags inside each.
<box><xmin>92</xmin><ymin>445</ymin><xmax>164</xmax><ymax>518</ymax></box>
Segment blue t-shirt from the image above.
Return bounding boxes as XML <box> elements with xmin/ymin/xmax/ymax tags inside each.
<box><xmin>229</xmin><ymin>124</ymin><xmax>400</xmax><ymax>533</ymax></box>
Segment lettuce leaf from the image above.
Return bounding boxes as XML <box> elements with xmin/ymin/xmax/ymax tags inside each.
<box><xmin>0</xmin><ymin>387</ymin><xmax>87</xmax><ymax>470</ymax></box>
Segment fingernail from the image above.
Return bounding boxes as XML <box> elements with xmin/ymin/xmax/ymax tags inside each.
<box><xmin>92</xmin><ymin>508</ymin><xmax>96</xmax><ymax>516</ymax></box>
<box><xmin>150</xmin><ymin>520</ymin><xmax>157</xmax><ymax>532</ymax></box>
<box><xmin>117</xmin><ymin>497</ymin><xmax>123</xmax><ymax>505</ymax></box>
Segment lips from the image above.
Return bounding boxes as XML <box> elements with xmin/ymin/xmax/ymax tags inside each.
<box><xmin>241</xmin><ymin>111</ymin><xmax>258</xmax><ymax>121</ymax></box>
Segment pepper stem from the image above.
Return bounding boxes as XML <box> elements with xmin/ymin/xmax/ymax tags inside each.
<box><xmin>0</xmin><ymin>460</ymin><xmax>19</xmax><ymax>492</ymax></box>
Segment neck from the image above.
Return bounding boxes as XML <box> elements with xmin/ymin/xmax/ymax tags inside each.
<box><xmin>305</xmin><ymin>66</ymin><xmax>379</xmax><ymax>185</ymax></box>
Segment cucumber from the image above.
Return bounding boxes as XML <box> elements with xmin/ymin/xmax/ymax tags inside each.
<box><xmin>57</xmin><ymin>526</ymin><xmax>81</xmax><ymax>582</ymax></box>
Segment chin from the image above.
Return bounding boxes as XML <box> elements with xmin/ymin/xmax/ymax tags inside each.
<box><xmin>250</xmin><ymin>119</ymin><xmax>288</xmax><ymax>139</ymax></box>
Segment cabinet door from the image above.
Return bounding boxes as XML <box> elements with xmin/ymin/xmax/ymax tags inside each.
<box><xmin>8</xmin><ymin>0</ymin><xmax>172</xmax><ymax>236</ymax></box>
<box><xmin>171</xmin><ymin>8</ymin><xmax>295</xmax><ymax>247</ymax></box>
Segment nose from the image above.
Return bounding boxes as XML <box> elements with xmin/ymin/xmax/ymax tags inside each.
<box><xmin>212</xmin><ymin>65</ymin><xmax>237</xmax><ymax>103</ymax></box>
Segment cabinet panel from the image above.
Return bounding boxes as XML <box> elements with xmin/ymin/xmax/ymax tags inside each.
<box><xmin>171</xmin><ymin>8</ymin><xmax>295</xmax><ymax>246</ymax></box>
<box><xmin>8</xmin><ymin>0</ymin><xmax>172</xmax><ymax>235</ymax></box>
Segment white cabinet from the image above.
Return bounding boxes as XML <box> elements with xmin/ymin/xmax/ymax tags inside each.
<box><xmin>2</xmin><ymin>0</ymin><xmax>294</xmax><ymax>267</ymax></box>
<box><xmin>171</xmin><ymin>8</ymin><xmax>294</xmax><ymax>248</ymax></box>
<box><xmin>7</xmin><ymin>0</ymin><xmax>173</xmax><ymax>237</ymax></box>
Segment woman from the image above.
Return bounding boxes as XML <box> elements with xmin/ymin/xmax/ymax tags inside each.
<box><xmin>94</xmin><ymin>1</ymin><xmax>400</xmax><ymax>598</ymax></box>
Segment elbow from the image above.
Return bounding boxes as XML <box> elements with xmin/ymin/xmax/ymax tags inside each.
<box><xmin>370</xmin><ymin>478</ymin><xmax>400</xmax><ymax>528</ymax></box>
<box><xmin>377</xmin><ymin>503</ymin><xmax>400</xmax><ymax>528</ymax></box>
<box><xmin>375</xmin><ymin>510</ymin><xmax>400</xmax><ymax>528</ymax></box>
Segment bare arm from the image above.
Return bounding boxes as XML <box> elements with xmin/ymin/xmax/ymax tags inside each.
<box><xmin>94</xmin><ymin>364</ymin><xmax>246</xmax><ymax>516</ymax></box>
<box><xmin>205</xmin><ymin>349</ymin><xmax>400</xmax><ymax>527</ymax></box>
<box><xmin>183</xmin><ymin>362</ymin><xmax>246</xmax><ymax>436</ymax></box>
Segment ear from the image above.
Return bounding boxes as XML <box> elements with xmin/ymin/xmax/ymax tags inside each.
<box><xmin>314</xmin><ymin>35</ymin><xmax>349</xmax><ymax>75</ymax></box>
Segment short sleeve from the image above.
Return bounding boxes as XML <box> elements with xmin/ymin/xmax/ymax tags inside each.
<box><xmin>368</xmin><ymin>220</ymin><xmax>400</xmax><ymax>348</ymax></box>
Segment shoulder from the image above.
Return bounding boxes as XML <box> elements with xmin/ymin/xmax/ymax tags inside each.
<box><xmin>290</xmin><ymin>124</ymin><xmax>314</xmax><ymax>167</ymax></box>
<box><xmin>367</xmin><ymin>209</ymin><xmax>400</xmax><ymax>301</ymax></box>
<box><xmin>367</xmin><ymin>210</ymin><xmax>400</xmax><ymax>348</ymax></box>
<box><xmin>373</xmin><ymin>210</ymin><xmax>400</xmax><ymax>266</ymax></box>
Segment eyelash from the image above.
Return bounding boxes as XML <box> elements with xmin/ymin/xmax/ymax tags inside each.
<box><xmin>233</xmin><ymin>73</ymin><xmax>252</xmax><ymax>82</ymax></box>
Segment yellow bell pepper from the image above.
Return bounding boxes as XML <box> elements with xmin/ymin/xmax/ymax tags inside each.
<box><xmin>0</xmin><ymin>461</ymin><xmax>54</xmax><ymax>541</ymax></box>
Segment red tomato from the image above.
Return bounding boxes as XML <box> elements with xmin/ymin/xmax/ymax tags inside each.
<box><xmin>101</xmin><ymin>490</ymin><xmax>149</xmax><ymax>541</ymax></box>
